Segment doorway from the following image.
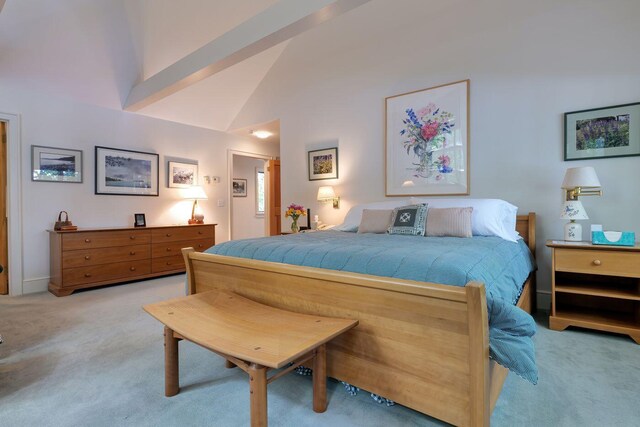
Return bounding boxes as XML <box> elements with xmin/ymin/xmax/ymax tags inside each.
<box><xmin>1</xmin><ymin>121</ymin><xmax>7</xmax><ymax>294</ymax></box>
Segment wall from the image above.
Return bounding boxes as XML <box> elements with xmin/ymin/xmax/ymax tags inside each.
<box><xmin>231</xmin><ymin>155</ymin><xmax>266</xmax><ymax>240</ymax></box>
<box><xmin>231</xmin><ymin>0</ymin><xmax>640</xmax><ymax>308</ymax></box>
<box><xmin>0</xmin><ymin>85</ymin><xmax>278</xmax><ymax>294</ymax></box>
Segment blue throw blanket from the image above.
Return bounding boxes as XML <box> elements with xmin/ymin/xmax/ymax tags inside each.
<box><xmin>207</xmin><ymin>231</ymin><xmax>538</xmax><ymax>384</ymax></box>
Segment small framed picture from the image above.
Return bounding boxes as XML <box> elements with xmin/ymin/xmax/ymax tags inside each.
<box><xmin>232</xmin><ymin>178</ymin><xmax>247</xmax><ymax>197</ymax></box>
<box><xmin>565</xmin><ymin>102</ymin><xmax>640</xmax><ymax>161</ymax></box>
<box><xmin>168</xmin><ymin>161</ymin><xmax>198</xmax><ymax>188</ymax></box>
<box><xmin>32</xmin><ymin>145</ymin><xmax>83</xmax><ymax>183</ymax></box>
<box><xmin>308</xmin><ymin>147</ymin><xmax>338</xmax><ymax>181</ymax></box>
<box><xmin>134</xmin><ymin>213</ymin><xmax>146</xmax><ymax>227</ymax></box>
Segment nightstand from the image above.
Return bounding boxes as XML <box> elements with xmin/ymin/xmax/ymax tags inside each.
<box><xmin>546</xmin><ymin>240</ymin><xmax>640</xmax><ymax>343</ymax></box>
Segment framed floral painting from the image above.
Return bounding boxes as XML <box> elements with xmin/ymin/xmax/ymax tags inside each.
<box><xmin>385</xmin><ymin>80</ymin><xmax>469</xmax><ymax>196</ymax></box>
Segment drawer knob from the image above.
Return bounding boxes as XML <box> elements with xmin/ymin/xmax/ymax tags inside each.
<box><xmin>130</xmin><ymin>236</ymin><xmax>136</xmax><ymax>240</ymax></box>
<box><xmin>130</xmin><ymin>251</ymin><xmax>136</xmax><ymax>255</ymax></box>
<box><xmin>198</xmin><ymin>244</ymin><xmax>203</xmax><ymax>248</ymax></box>
<box><xmin>130</xmin><ymin>267</ymin><xmax>136</xmax><ymax>271</ymax></box>
<box><xmin>593</xmin><ymin>259</ymin><xmax>601</xmax><ymax>266</ymax></box>
<box><xmin>166</xmin><ymin>248</ymin><xmax>171</xmax><ymax>252</ymax></box>
<box><xmin>85</xmin><ymin>238</ymin><xmax>91</xmax><ymax>243</ymax></box>
<box><xmin>84</xmin><ymin>273</ymin><xmax>91</xmax><ymax>278</ymax></box>
<box><xmin>166</xmin><ymin>262</ymin><xmax>171</xmax><ymax>266</ymax></box>
<box><xmin>166</xmin><ymin>233</ymin><xmax>171</xmax><ymax>237</ymax></box>
<box><xmin>198</xmin><ymin>231</ymin><xmax>203</xmax><ymax>235</ymax></box>
<box><xmin>85</xmin><ymin>255</ymin><xmax>91</xmax><ymax>260</ymax></box>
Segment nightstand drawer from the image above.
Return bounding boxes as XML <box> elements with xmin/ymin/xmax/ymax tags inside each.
<box><xmin>555</xmin><ymin>249</ymin><xmax>640</xmax><ymax>278</ymax></box>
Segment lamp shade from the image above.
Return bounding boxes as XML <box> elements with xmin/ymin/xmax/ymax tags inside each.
<box><xmin>560</xmin><ymin>200</ymin><xmax>588</xmax><ymax>220</ymax></box>
<box><xmin>317</xmin><ymin>186</ymin><xmax>336</xmax><ymax>201</ymax></box>
<box><xmin>183</xmin><ymin>186</ymin><xmax>208</xmax><ymax>200</ymax></box>
<box><xmin>561</xmin><ymin>167</ymin><xmax>601</xmax><ymax>189</ymax></box>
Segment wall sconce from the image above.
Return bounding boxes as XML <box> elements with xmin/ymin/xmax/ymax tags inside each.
<box><xmin>561</xmin><ymin>166</ymin><xmax>602</xmax><ymax>201</ymax></box>
<box><xmin>317</xmin><ymin>186</ymin><xmax>340</xmax><ymax>209</ymax></box>
<box><xmin>183</xmin><ymin>186</ymin><xmax>208</xmax><ymax>224</ymax></box>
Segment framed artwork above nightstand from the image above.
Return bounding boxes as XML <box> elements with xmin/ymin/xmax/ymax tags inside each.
<box><xmin>546</xmin><ymin>240</ymin><xmax>640</xmax><ymax>344</ymax></box>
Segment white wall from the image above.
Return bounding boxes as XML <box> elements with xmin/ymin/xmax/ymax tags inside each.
<box><xmin>231</xmin><ymin>0</ymin><xmax>640</xmax><ymax>308</ymax></box>
<box><xmin>0</xmin><ymin>85</ymin><xmax>278</xmax><ymax>294</ymax></box>
<box><xmin>232</xmin><ymin>156</ymin><xmax>266</xmax><ymax>240</ymax></box>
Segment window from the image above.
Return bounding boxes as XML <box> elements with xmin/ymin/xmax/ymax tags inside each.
<box><xmin>256</xmin><ymin>167</ymin><xmax>265</xmax><ymax>216</ymax></box>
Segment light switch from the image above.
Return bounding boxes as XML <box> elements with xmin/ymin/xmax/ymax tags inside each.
<box><xmin>217</xmin><ymin>199</ymin><xmax>225</xmax><ymax>207</ymax></box>
<box><xmin>212</xmin><ymin>176</ymin><xmax>221</xmax><ymax>183</ymax></box>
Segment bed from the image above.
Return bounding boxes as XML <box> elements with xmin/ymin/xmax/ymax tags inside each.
<box><xmin>181</xmin><ymin>212</ymin><xmax>537</xmax><ymax>426</ymax></box>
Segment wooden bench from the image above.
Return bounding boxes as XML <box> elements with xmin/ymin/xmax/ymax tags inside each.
<box><xmin>143</xmin><ymin>290</ymin><xmax>358</xmax><ymax>427</ymax></box>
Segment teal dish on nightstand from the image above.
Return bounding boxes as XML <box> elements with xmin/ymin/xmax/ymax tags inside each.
<box><xmin>592</xmin><ymin>231</ymin><xmax>636</xmax><ymax>246</ymax></box>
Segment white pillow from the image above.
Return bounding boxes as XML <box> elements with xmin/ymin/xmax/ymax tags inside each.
<box><xmin>334</xmin><ymin>199</ymin><xmax>412</xmax><ymax>232</ymax></box>
<box><xmin>410</xmin><ymin>197</ymin><xmax>519</xmax><ymax>242</ymax></box>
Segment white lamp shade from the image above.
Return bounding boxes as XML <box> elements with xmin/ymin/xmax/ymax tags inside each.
<box><xmin>183</xmin><ymin>186</ymin><xmax>208</xmax><ymax>200</ymax></box>
<box><xmin>561</xmin><ymin>167</ymin><xmax>601</xmax><ymax>189</ymax></box>
<box><xmin>560</xmin><ymin>200</ymin><xmax>588</xmax><ymax>220</ymax></box>
<box><xmin>317</xmin><ymin>186</ymin><xmax>336</xmax><ymax>201</ymax></box>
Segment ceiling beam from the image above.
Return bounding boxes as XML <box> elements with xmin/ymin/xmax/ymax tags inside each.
<box><xmin>0</xmin><ymin>1</ymin><xmax>6</xmax><ymax>15</ymax></box>
<box><xmin>124</xmin><ymin>0</ymin><xmax>370</xmax><ymax>112</ymax></box>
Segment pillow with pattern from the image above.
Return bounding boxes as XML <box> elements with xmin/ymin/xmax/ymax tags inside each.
<box><xmin>387</xmin><ymin>204</ymin><xmax>428</xmax><ymax>236</ymax></box>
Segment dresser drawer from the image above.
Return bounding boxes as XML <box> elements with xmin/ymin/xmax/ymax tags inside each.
<box><xmin>152</xmin><ymin>255</ymin><xmax>185</xmax><ymax>273</ymax></box>
<box><xmin>62</xmin><ymin>244</ymin><xmax>150</xmax><ymax>268</ymax></box>
<box><xmin>63</xmin><ymin>230</ymin><xmax>151</xmax><ymax>250</ymax></box>
<box><xmin>62</xmin><ymin>260</ymin><xmax>152</xmax><ymax>286</ymax></box>
<box><xmin>151</xmin><ymin>225</ymin><xmax>214</xmax><ymax>243</ymax></box>
<box><xmin>555</xmin><ymin>249</ymin><xmax>640</xmax><ymax>278</ymax></box>
<box><xmin>151</xmin><ymin>238</ymin><xmax>214</xmax><ymax>258</ymax></box>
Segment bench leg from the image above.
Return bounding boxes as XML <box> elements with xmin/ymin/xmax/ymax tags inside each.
<box><xmin>313</xmin><ymin>344</ymin><xmax>327</xmax><ymax>413</ymax></box>
<box><xmin>225</xmin><ymin>360</ymin><xmax>237</xmax><ymax>369</ymax></box>
<box><xmin>249</xmin><ymin>363</ymin><xmax>268</xmax><ymax>427</ymax></box>
<box><xmin>164</xmin><ymin>326</ymin><xmax>180</xmax><ymax>397</ymax></box>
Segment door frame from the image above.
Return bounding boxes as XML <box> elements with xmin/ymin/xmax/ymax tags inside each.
<box><xmin>227</xmin><ymin>150</ymin><xmax>273</xmax><ymax>242</ymax></box>
<box><xmin>0</xmin><ymin>112</ymin><xmax>23</xmax><ymax>296</ymax></box>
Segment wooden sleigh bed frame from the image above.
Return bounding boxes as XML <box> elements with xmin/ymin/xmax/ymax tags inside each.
<box><xmin>181</xmin><ymin>213</ymin><xmax>536</xmax><ymax>426</ymax></box>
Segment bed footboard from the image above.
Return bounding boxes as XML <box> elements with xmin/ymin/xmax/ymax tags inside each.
<box><xmin>183</xmin><ymin>248</ymin><xmax>490</xmax><ymax>426</ymax></box>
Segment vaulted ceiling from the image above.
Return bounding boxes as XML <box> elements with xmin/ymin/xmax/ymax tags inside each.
<box><xmin>0</xmin><ymin>0</ymin><xmax>371</xmax><ymax>134</ymax></box>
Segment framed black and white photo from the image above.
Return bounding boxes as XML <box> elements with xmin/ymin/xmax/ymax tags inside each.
<box><xmin>95</xmin><ymin>146</ymin><xmax>159</xmax><ymax>196</ymax></box>
<box><xmin>232</xmin><ymin>178</ymin><xmax>247</xmax><ymax>197</ymax></box>
<box><xmin>31</xmin><ymin>145</ymin><xmax>83</xmax><ymax>183</ymax></box>
<box><xmin>565</xmin><ymin>102</ymin><xmax>640</xmax><ymax>161</ymax></box>
<box><xmin>134</xmin><ymin>213</ymin><xmax>146</xmax><ymax>227</ymax></box>
<box><xmin>308</xmin><ymin>147</ymin><xmax>338</xmax><ymax>181</ymax></box>
<box><xmin>168</xmin><ymin>161</ymin><xmax>197</xmax><ymax>188</ymax></box>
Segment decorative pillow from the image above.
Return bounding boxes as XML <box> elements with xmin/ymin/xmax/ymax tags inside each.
<box><xmin>425</xmin><ymin>207</ymin><xmax>473</xmax><ymax>237</ymax></box>
<box><xmin>357</xmin><ymin>209</ymin><xmax>394</xmax><ymax>234</ymax></box>
<box><xmin>387</xmin><ymin>204</ymin><xmax>428</xmax><ymax>236</ymax></box>
<box><xmin>410</xmin><ymin>197</ymin><xmax>519</xmax><ymax>242</ymax></box>
<box><xmin>334</xmin><ymin>199</ymin><xmax>412</xmax><ymax>232</ymax></box>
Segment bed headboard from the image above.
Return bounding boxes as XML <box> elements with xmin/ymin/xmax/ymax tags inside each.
<box><xmin>516</xmin><ymin>212</ymin><xmax>536</xmax><ymax>258</ymax></box>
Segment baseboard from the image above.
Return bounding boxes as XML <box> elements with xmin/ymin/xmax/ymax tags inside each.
<box><xmin>536</xmin><ymin>290</ymin><xmax>551</xmax><ymax>311</ymax></box>
<box><xmin>22</xmin><ymin>277</ymin><xmax>49</xmax><ymax>294</ymax></box>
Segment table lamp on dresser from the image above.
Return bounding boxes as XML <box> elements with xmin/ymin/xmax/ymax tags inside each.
<box><xmin>184</xmin><ymin>186</ymin><xmax>208</xmax><ymax>224</ymax></box>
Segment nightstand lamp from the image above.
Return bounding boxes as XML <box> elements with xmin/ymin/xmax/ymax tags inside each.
<box><xmin>560</xmin><ymin>200</ymin><xmax>588</xmax><ymax>241</ymax></box>
<box><xmin>184</xmin><ymin>186</ymin><xmax>208</xmax><ymax>224</ymax></box>
<box><xmin>317</xmin><ymin>186</ymin><xmax>340</xmax><ymax>209</ymax></box>
<box><xmin>560</xmin><ymin>166</ymin><xmax>602</xmax><ymax>241</ymax></box>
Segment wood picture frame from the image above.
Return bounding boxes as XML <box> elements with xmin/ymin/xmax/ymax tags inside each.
<box><xmin>385</xmin><ymin>80</ymin><xmax>469</xmax><ymax>196</ymax></box>
<box><xmin>95</xmin><ymin>146</ymin><xmax>159</xmax><ymax>196</ymax></box>
<box><xmin>31</xmin><ymin>145</ymin><xmax>83</xmax><ymax>183</ymax></box>
<box><xmin>308</xmin><ymin>147</ymin><xmax>338</xmax><ymax>181</ymax></box>
<box><xmin>232</xmin><ymin>178</ymin><xmax>247</xmax><ymax>197</ymax></box>
<box><xmin>564</xmin><ymin>102</ymin><xmax>640</xmax><ymax>161</ymax></box>
<box><xmin>168</xmin><ymin>161</ymin><xmax>198</xmax><ymax>188</ymax></box>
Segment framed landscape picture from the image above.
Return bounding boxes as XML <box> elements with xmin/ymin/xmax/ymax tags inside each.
<box><xmin>95</xmin><ymin>146</ymin><xmax>159</xmax><ymax>196</ymax></box>
<box><xmin>168</xmin><ymin>161</ymin><xmax>197</xmax><ymax>188</ymax></box>
<box><xmin>232</xmin><ymin>178</ymin><xmax>247</xmax><ymax>197</ymax></box>
<box><xmin>385</xmin><ymin>79</ymin><xmax>469</xmax><ymax>196</ymax></box>
<box><xmin>308</xmin><ymin>147</ymin><xmax>338</xmax><ymax>181</ymax></box>
<box><xmin>565</xmin><ymin>102</ymin><xmax>640</xmax><ymax>161</ymax></box>
<box><xmin>31</xmin><ymin>145</ymin><xmax>82</xmax><ymax>183</ymax></box>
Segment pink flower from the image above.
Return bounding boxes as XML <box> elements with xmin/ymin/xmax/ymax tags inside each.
<box><xmin>421</xmin><ymin>121</ymin><xmax>440</xmax><ymax>140</ymax></box>
<box><xmin>438</xmin><ymin>155</ymin><xmax>450</xmax><ymax>166</ymax></box>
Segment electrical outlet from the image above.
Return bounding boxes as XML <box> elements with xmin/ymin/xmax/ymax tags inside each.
<box><xmin>217</xmin><ymin>199</ymin><xmax>225</xmax><ymax>207</ymax></box>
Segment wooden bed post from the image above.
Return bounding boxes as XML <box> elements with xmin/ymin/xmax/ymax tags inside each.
<box><xmin>182</xmin><ymin>248</ymin><xmax>196</xmax><ymax>295</ymax></box>
<box><xmin>466</xmin><ymin>282</ymin><xmax>490</xmax><ymax>427</ymax></box>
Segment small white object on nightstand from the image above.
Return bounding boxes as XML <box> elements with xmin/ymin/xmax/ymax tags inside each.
<box><xmin>560</xmin><ymin>200</ymin><xmax>588</xmax><ymax>241</ymax></box>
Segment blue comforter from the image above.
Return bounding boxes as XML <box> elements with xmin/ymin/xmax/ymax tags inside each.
<box><xmin>206</xmin><ymin>231</ymin><xmax>538</xmax><ymax>383</ymax></box>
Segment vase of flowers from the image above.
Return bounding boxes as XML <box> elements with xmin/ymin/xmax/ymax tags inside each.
<box><xmin>285</xmin><ymin>203</ymin><xmax>306</xmax><ymax>233</ymax></box>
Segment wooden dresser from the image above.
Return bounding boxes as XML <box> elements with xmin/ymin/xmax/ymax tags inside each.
<box><xmin>49</xmin><ymin>224</ymin><xmax>216</xmax><ymax>296</ymax></box>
